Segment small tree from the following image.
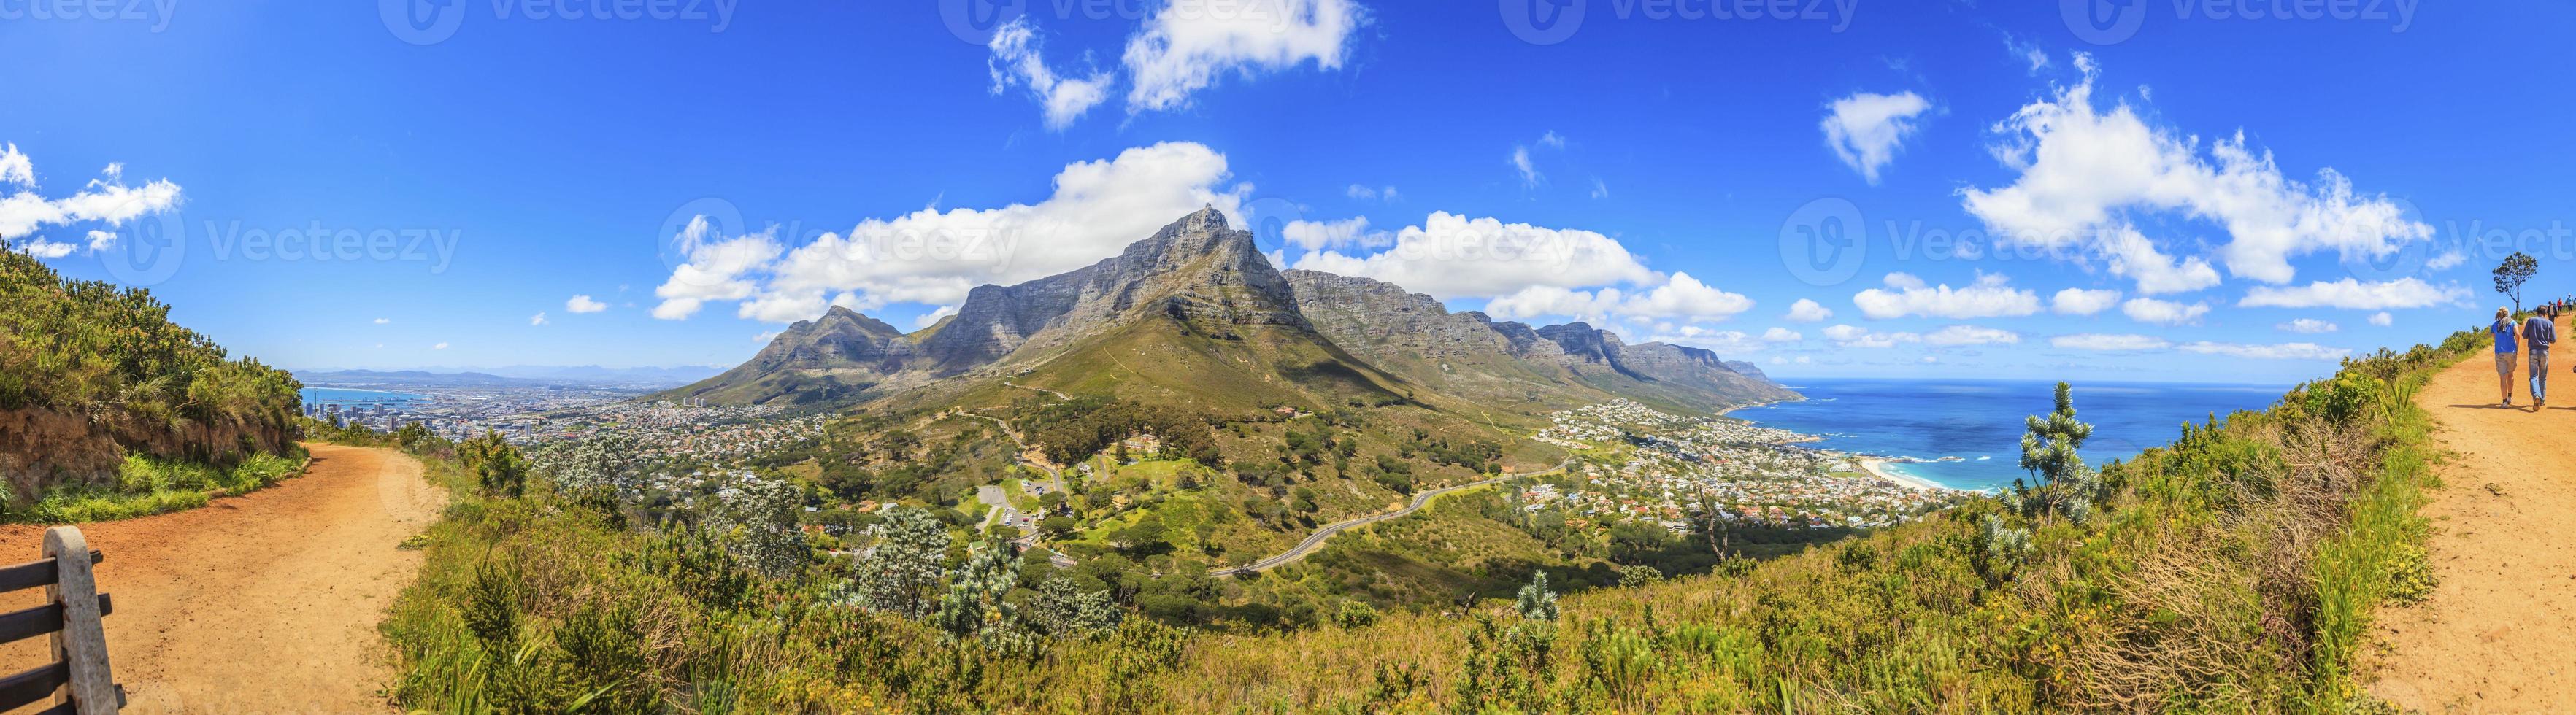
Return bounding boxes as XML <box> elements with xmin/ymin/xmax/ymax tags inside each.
<box><xmin>1515</xmin><ymin>570</ymin><xmax>1561</xmax><ymax>621</ymax></box>
<box><xmin>2496</xmin><ymin>252</ymin><xmax>2539</xmax><ymax>313</ymax></box>
<box><xmin>2014</xmin><ymin>382</ymin><xmax>2102</xmax><ymax>522</ymax></box>
<box><xmin>849</xmin><ymin>505</ymin><xmax>950</xmax><ymax>618</ymax></box>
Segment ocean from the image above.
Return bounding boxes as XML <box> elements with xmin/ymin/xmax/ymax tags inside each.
<box><xmin>1725</xmin><ymin>379</ymin><xmax>2291</xmax><ymax>492</ymax></box>
<box><xmin>300</xmin><ymin>387</ymin><xmax>430</xmax><ymax>408</ymax></box>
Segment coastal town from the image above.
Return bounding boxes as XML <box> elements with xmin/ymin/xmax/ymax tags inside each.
<box><xmin>304</xmin><ymin>380</ymin><xmax>829</xmax><ymax>468</ymax></box>
<box><xmin>1521</xmin><ymin>400</ymin><xmax>1970</xmax><ymax>533</ymax></box>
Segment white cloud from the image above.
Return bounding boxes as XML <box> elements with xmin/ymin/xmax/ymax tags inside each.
<box><xmin>84</xmin><ymin>229</ymin><xmax>115</xmax><ymax>253</ymax></box>
<box><xmin>1821</xmin><ymin>90</ymin><xmax>1933</xmax><ymax>184</ymax></box>
<box><xmin>1853</xmin><ymin>271</ymin><xmax>2042</xmax><ymax>320</ymax></box>
<box><xmin>2121</xmin><ymin>297</ymin><xmax>2210</xmax><ymax>326</ymax></box>
<box><xmin>652</xmin><ymin>220</ymin><xmax>783</xmax><ymax>320</ymax></box>
<box><xmin>683</xmin><ymin>142</ymin><xmax>1250</xmax><ymax>323</ymax></box>
<box><xmin>2426</xmin><ymin>250</ymin><xmax>2467</xmax><ymax>271</ymax></box>
<box><xmin>1762</xmin><ymin>327</ymin><xmax>1802</xmax><ymax>342</ymax></box>
<box><xmin>1485</xmin><ymin>285</ymin><xmax>1621</xmax><ymax>324</ymax></box>
<box><xmin>2237</xmin><ymin>277</ymin><xmax>2467</xmax><ymax>310</ymax></box>
<box><xmin>374</xmin><ymin>317</ymin><xmax>391</xmax><ymax>325</ymax></box>
<box><xmin>1346</xmin><ymin>185</ymin><xmax>1399</xmax><ymax>202</ymax></box>
<box><xmin>531</xmin><ymin>312</ymin><xmax>549</xmax><ymax>326</ymax></box>
<box><xmin>432</xmin><ymin>342</ymin><xmax>450</xmax><ymax>350</ymax></box>
<box><xmin>14</xmin><ymin>238</ymin><xmax>74</xmax><ymax>258</ymax></box>
<box><xmin>1510</xmin><ymin>146</ymin><xmax>1541</xmax><ymax>188</ymax></box>
<box><xmin>915</xmin><ymin>304</ymin><xmax>958</xmax><ymax>330</ymax></box>
<box><xmin>1612</xmin><ymin>272</ymin><xmax>1753</xmax><ymax>322</ymax></box>
<box><xmin>1122</xmin><ymin>0</ymin><xmax>1366</xmax><ymax>112</ymax></box>
<box><xmin>1785</xmin><ymin>298</ymin><xmax>1834</xmax><ymax>322</ymax></box>
<box><xmin>1648</xmin><ymin>327</ymin><xmax>1762</xmax><ymax>355</ymax></box>
<box><xmin>1960</xmin><ymin>59</ymin><xmax>2430</xmax><ymax>289</ymax></box>
<box><xmin>1280</xmin><ymin>217</ymin><xmax>1379</xmax><ymax>250</ymax></box>
<box><xmin>1823</xmin><ymin>324</ymin><xmax>1921</xmax><ymax>349</ymax></box>
<box><xmin>752</xmin><ymin>331</ymin><xmax>781</xmax><ymax>344</ymax></box>
<box><xmin>1590</xmin><ymin>177</ymin><xmax>1610</xmax><ymax>200</ymax></box>
<box><xmin>2277</xmin><ymin>318</ymin><xmax>2338</xmax><ymax>334</ymax></box>
<box><xmin>2005</xmin><ymin>36</ymin><xmax>2050</xmax><ymax>74</ymax></box>
<box><xmin>988</xmin><ymin>18</ymin><xmax>1114</xmax><ymax>130</ymax></box>
<box><xmin>0</xmin><ymin>143</ymin><xmax>183</xmax><ymax>243</ymax></box>
<box><xmin>2050</xmin><ymin>287</ymin><xmax>2122</xmax><ymax>315</ymax></box>
<box><xmin>2369</xmin><ymin>312</ymin><xmax>2394</xmax><ymax>327</ymax></box>
<box><xmin>2177</xmin><ymin>341</ymin><xmax>2349</xmax><ymax>360</ymax></box>
<box><xmin>2051</xmin><ymin>333</ymin><xmax>2171</xmax><ymax>351</ymax></box>
<box><xmin>1925</xmin><ymin>325</ymin><xmax>2021</xmax><ymax>347</ymax></box>
<box><xmin>1293</xmin><ymin>211</ymin><xmax>1659</xmax><ymax>300</ymax></box>
<box><xmin>566</xmin><ymin>295</ymin><xmax>609</xmax><ymax>313</ymax></box>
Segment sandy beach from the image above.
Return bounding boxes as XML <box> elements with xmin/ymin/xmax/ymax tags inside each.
<box><xmin>1859</xmin><ymin>457</ymin><xmax>1944</xmax><ymax>491</ymax></box>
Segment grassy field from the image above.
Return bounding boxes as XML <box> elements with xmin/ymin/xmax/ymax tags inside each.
<box><xmin>5</xmin><ymin>450</ymin><xmax>307</xmax><ymax>524</ymax></box>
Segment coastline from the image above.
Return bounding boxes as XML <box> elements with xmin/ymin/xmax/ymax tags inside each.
<box><xmin>1858</xmin><ymin>457</ymin><xmax>1945</xmax><ymax>491</ymax></box>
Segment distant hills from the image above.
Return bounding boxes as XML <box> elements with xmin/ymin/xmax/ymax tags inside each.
<box><xmin>662</xmin><ymin>208</ymin><xmax>1792</xmax><ymax>415</ymax></box>
<box><xmin>300</xmin><ymin>365</ymin><xmax>723</xmax><ymax>390</ymax></box>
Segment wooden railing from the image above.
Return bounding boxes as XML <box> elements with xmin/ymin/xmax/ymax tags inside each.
<box><xmin>0</xmin><ymin>527</ymin><xmax>121</xmax><ymax>714</ymax></box>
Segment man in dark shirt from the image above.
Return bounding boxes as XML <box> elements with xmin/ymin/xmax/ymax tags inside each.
<box><xmin>2526</xmin><ymin>307</ymin><xmax>2558</xmax><ymax>408</ymax></box>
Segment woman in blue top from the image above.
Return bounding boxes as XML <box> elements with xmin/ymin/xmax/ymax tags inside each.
<box><xmin>2494</xmin><ymin>306</ymin><xmax>2520</xmax><ymax>407</ymax></box>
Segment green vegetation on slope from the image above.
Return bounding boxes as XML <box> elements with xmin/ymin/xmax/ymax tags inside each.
<box><xmin>1</xmin><ymin>240</ymin><xmax>304</xmax><ymax>508</ymax></box>
<box><xmin>370</xmin><ymin>329</ymin><xmax>2476</xmax><ymax>712</ymax></box>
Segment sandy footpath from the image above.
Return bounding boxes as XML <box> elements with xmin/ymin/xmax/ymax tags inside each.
<box><xmin>2367</xmin><ymin>319</ymin><xmax>2576</xmax><ymax>712</ymax></box>
<box><xmin>0</xmin><ymin>444</ymin><xmax>445</xmax><ymax>714</ymax></box>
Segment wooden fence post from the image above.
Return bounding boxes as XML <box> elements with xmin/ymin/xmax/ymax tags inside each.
<box><xmin>42</xmin><ymin>527</ymin><xmax>117</xmax><ymax>715</ymax></box>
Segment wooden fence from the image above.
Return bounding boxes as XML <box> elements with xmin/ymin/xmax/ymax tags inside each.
<box><xmin>0</xmin><ymin>527</ymin><xmax>120</xmax><ymax>714</ymax></box>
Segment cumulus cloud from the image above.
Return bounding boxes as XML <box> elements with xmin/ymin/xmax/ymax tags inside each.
<box><xmin>988</xmin><ymin>18</ymin><xmax>1115</xmax><ymax>130</ymax></box>
<box><xmin>85</xmin><ymin>229</ymin><xmax>115</xmax><ymax>253</ymax></box>
<box><xmin>1853</xmin><ymin>272</ymin><xmax>2042</xmax><ymax>320</ymax></box>
<box><xmin>1346</xmin><ymin>185</ymin><xmax>1399</xmax><ymax>201</ymax></box>
<box><xmin>655</xmin><ymin>143</ymin><xmax>1251</xmax><ymax>323</ymax></box>
<box><xmin>1648</xmin><ymin>327</ymin><xmax>1762</xmax><ymax>355</ymax></box>
<box><xmin>1122</xmin><ymin>0</ymin><xmax>1366</xmax><ymax>112</ymax></box>
<box><xmin>1959</xmin><ymin>58</ymin><xmax>2430</xmax><ymax>290</ymax></box>
<box><xmin>915</xmin><ymin>304</ymin><xmax>958</xmax><ymax>329</ymax></box>
<box><xmin>1612</xmin><ymin>272</ymin><xmax>1754</xmax><ymax>322</ymax></box>
<box><xmin>2177</xmin><ymin>341</ymin><xmax>2349</xmax><ymax>360</ymax></box>
<box><xmin>1785</xmin><ymin>298</ymin><xmax>1834</xmax><ymax>322</ymax></box>
<box><xmin>374</xmin><ymin>317</ymin><xmax>391</xmax><ymax>325</ymax></box>
<box><xmin>0</xmin><ymin>142</ymin><xmax>183</xmax><ymax>244</ymax></box>
<box><xmin>1510</xmin><ymin>146</ymin><xmax>1542</xmax><ymax>188</ymax></box>
<box><xmin>2050</xmin><ymin>287</ymin><xmax>2121</xmax><ymax>315</ymax></box>
<box><xmin>1280</xmin><ymin>217</ymin><xmax>1380</xmax><ymax>250</ymax></box>
<box><xmin>566</xmin><ymin>295</ymin><xmax>609</xmax><ymax>313</ymax></box>
<box><xmin>2426</xmin><ymin>250</ymin><xmax>2467</xmax><ymax>271</ymax></box>
<box><xmin>1762</xmin><ymin>327</ymin><xmax>1802</xmax><ymax>342</ymax></box>
<box><xmin>2121</xmin><ymin>297</ymin><xmax>2210</xmax><ymax>326</ymax></box>
<box><xmin>432</xmin><ymin>342</ymin><xmax>450</xmax><ymax>350</ymax></box>
<box><xmin>1292</xmin><ymin>211</ymin><xmax>1660</xmax><ymax>300</ymax></box>
<box><xmin>1821</xmin><ymin>91</ymin><xmax>1932</xmax><ymax>184</ymax></box>
<box><xmin>1823</xmin><ymin>324</ymin><xmax>1920</xmax><ymax>349</ymax></box>
<box><xmin>2277</xmin><ymin>318</ymin><xmax>2338</xmax><ymax>333</ymax></box>
<box><xmin>1925</xmin><ymin>325</ymin><xmax>2021</xmax><ymax>347</ymax></box>
<box><xmin>2051</xmin><ymin>333</ymin><xmax>2171</xmax><ymax>351</ymax></box>
<box><xmin>2237</xmin><ymin>277</ymin><xmax>2467</xmax><ymax>310</ymax></box>
<box><xmin>2369</xmin><ymin>312</ymin><xmax>2393</xmax><ymax>327</ymax></box>
<box><xmin>531</xmin><ymin>312</ymin><xmax>549</xmax><ymax>326</ymax></box>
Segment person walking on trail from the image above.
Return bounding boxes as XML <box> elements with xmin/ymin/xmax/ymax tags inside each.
<box><xmin>2493</xmin><ymin>306</ymin><xmax>2521</xmax><ymax>407</ymax></box>
<box><xmin>2526</xmin><ymin>306</ymin><xmax>2558</xmax><ymax>408</ymax></box>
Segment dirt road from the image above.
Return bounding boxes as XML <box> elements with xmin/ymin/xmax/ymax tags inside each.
<box><xmin>1</xmin><ymin>444</ymin><xmax>445</xmax><ymax>714</ymax></box>
<box><xmin>2369</xmin><ymin>323</ymin><xmax>2576</xmax><ymax>712</ymax></box>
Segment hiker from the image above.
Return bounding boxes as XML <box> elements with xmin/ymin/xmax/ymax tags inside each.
<box><xmin>2529</xmin><ymin>306</ymin><xmax>2559</xmax><ymax>408</ymax></box>
<box><xmin>2494</xmin><ymin>306</ymin><xmax>2521</xmax><ymax>407</ymax></box>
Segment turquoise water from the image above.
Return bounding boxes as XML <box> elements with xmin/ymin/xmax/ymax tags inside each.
<box><xmin>1726</xmin><ymin>379</ymin><xmax>2290</xmax><ymax>492</ymax></box>
<box><xmin>300</xmin><ymin>387</ymin><xmax>428</xmax><ymax>407</ymax></box>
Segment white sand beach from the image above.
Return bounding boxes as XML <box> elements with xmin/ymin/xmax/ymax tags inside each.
<box><xmin>1859</xmin><ymin>458</ymin><xmax>1944</xmax><ymax>491</ymax></box>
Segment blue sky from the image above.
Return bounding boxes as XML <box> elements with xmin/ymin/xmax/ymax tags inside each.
<box><xmin>4</xmin><ymin>0</ymin><xmax>2569</xmax><ymax>384</ymax></box>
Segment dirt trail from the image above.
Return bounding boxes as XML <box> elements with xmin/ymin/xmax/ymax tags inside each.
<box><xmin>1</xmin><ymin>444</ymin><xmax>445</xmax><ymax>714</ymax></box>
<box><xmin>2369</xmin><ymin>319</ymin><xmax>2576</xmax><ymax>713</ymax></box>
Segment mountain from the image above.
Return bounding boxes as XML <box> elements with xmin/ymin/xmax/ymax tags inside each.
<box><xmin>666</xmin><ymin>208</ymin><xmax>1788</xmax><ymax>415</ymax></box>
<box><xmin>1282</xmin><ymin>271</ymin><xmax>1793</xmax><ymax>413</ymax></box>
<box><xmin>1723</xmin><ymin>360</ymin><xmax>1776</xmax><ymax>385</ymax></box>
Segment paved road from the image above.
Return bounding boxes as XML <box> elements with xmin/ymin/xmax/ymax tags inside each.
<box><xmin>1207</xmin><ymin>460</ymin><xmax>1570</xmax><ymax>576</ymax></box>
